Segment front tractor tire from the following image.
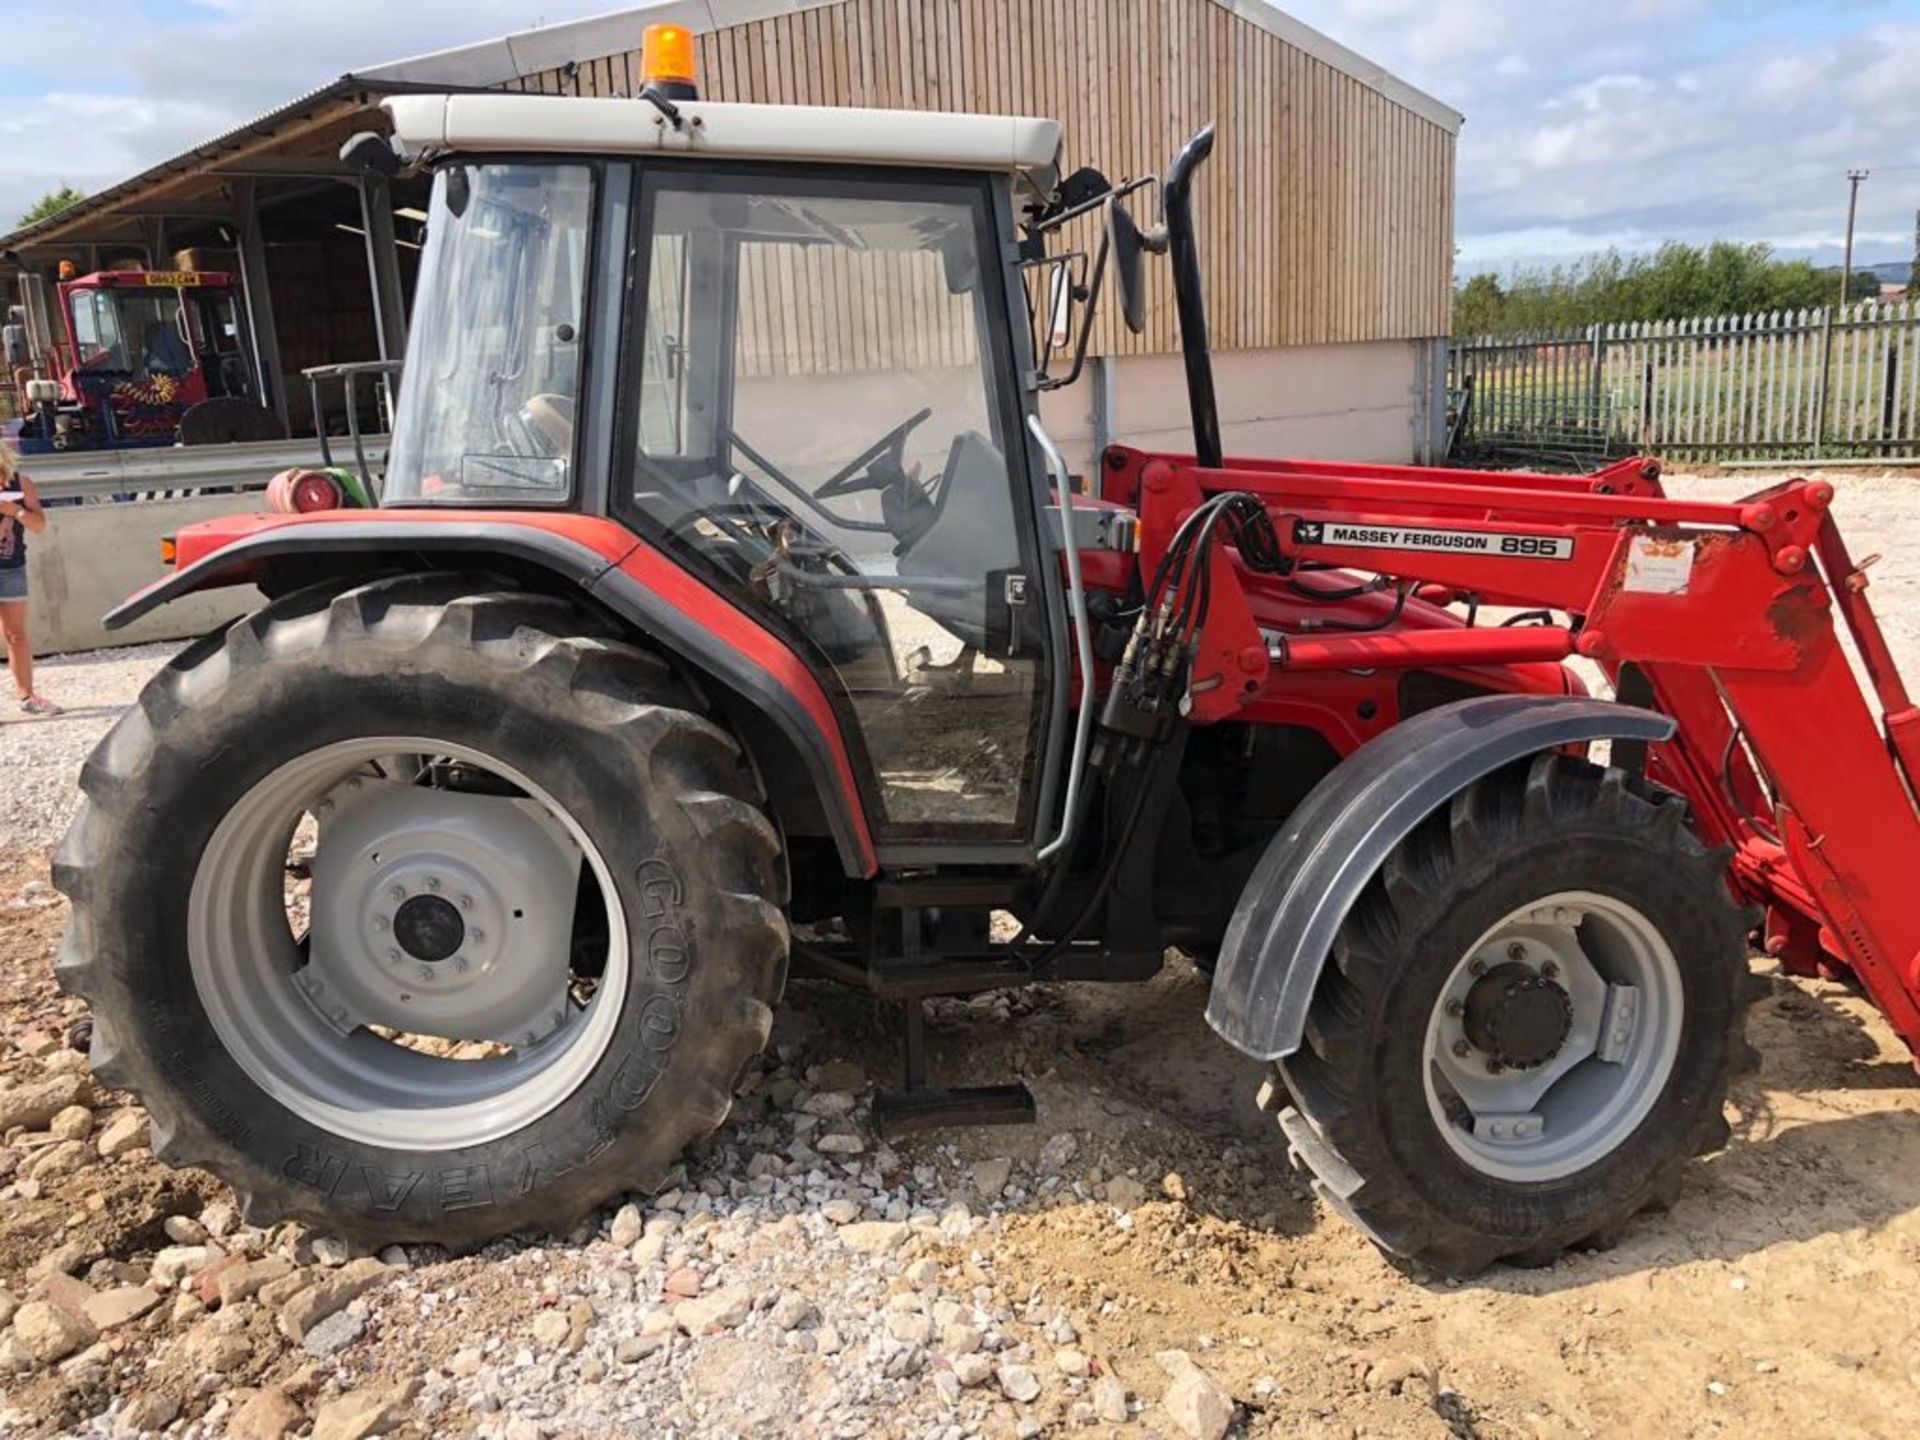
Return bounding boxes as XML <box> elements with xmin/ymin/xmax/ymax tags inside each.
<box><xmin>55</xmin><ymin>576</ymin><xmax>788</xmax><ymax>1246</ymax></box>
<box><xmin>1273</xmin><ymin>755</ymin><xmax>1752</xmax><ymax>1276</ymax></box>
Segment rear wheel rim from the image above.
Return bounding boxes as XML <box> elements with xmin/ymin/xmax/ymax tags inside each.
<box><xmin>1421</xmin><ymin>889</ymin><xmax>1683</xmax><ymax>1183</ymax></box>
<box><xmin>187</xmin><ymin>736</ymin><xmax>629</xmax><ymax>1151</ymax></box>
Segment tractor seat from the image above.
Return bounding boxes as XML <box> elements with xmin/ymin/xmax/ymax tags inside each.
<box><xmin>524</xmin><ymin>393</ymin><xmax>576</xmax><ymax>455</ymax></box>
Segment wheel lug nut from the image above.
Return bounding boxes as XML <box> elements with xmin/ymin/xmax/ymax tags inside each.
<box><xmin>470</xmin><ymin>928</ymin><xmax>485</xmax><ymax>944</ymax></box>
<box><xmin>316</xmin><ymin>799</ymin><xmax>334</xmax><ymax>815</ymax></box>
<box><xmin>1452</xmin><ymin>1039</ymin><xmax>1471</xmax><ymax>1058</ymax></box>
<box><xmin>1487</xmin><ymin>1060</ymin><xmax>1505</xmax><ymax>1075</ymax></box>
<box><xmin>426</xmin><ymin>876</ymin><xmax>442</xmax><ymax>891</ymax></box>
<box><xmin>1540</xmin><ymin>961</ymin><xmax>1559</xmax><ymax>979</ymax></box>
<box><xmin>1468</xmin><ymin>959</ymin><xmax>1487</xmax><ymax>977</ymax></box>
<box><xmin>1506</xmin><ymin>942</ymin><xmax>1526</xmax><ymax>961</ymax></box>
<box><xmin>374</xmin><ymin>915</ymin><xmax>389</xmax><ymax>931</ymax></box>
<box><xmin>459</xmin><ymin>894</ymin><xmax>474</xmax><ymax>911</ymax></box>
<box><xmin>453</xmin><ymin>956</ymin><xmax>470</xmax><ymax>973</ymax></box>
<box><xmin>389</xmin><ymin>886</ymin><xmax>406</xmax><ymax>903</ymax></box>
<box><xmin>386</xmin><ymin>949</ymin><xmax>400</xmax><ymax>963</ymax></box>
<box><xmin>418</xmin><ymin>966</ymin><xmax>434</xmax><ymax>983</ymax></box>
<box><xmin>1445</xmin><ymin>999</ymin><xmax>1464</xmax><ymax>1018</ymax></box>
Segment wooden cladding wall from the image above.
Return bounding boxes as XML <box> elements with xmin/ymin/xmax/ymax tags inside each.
<box><xmin>508</xmin><ymin>0</ymin><xmax>1455</xmax><ymax>354</ymax></box>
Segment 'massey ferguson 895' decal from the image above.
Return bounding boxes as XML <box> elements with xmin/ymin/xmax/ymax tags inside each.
<box><xmin>1293</xmin><ymin>519</ymin><xmax>1575</xmax><ymax>562</ymax></box>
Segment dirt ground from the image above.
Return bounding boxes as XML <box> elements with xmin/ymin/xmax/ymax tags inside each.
<box><xmin>0</xmin><ymin>468</ymin><xmax>1916</xmax><ymax>1439</ymax></box>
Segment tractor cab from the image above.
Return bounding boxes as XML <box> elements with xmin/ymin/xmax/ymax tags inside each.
<box><xmin>374</xmin><ymin>78</ymin><xmax>1087</xmax><ymax>860</ymax></box>
<box><xmin>11</xmin><ymin>266</ymin><xmax>276</xmax><ymax>452</ymax></box>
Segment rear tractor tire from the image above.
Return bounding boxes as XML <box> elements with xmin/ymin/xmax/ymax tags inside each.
<box><xmin>55</xmin><ymin>575</ymin><xmax>788</xmax><ymax>1246</ymax></box>
<box><xmin>1273</xmin><ymin>754</ymin><xmax>1752</xmax><ymax>1276</ymax></box>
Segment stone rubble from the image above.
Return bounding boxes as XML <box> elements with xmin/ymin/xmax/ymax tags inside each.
<box><xmin>0</xmin><ymin>957</ymin><xmax>1321</xmax><ymax>1440</ymax></box>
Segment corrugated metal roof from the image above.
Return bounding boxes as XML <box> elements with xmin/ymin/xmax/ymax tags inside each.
<box><xmin>0</xmin><ymin>75</ymin><xmax>375</xmax><ymax>251</ymax></box>
<box><xmin>363</xmin><ymin>0</ymin><xmax>1462</xmax><ymax>133</ymax></box>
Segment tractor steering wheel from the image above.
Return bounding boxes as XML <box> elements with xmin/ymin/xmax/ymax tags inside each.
<box><xmin>815</xmin><ymin>407</ymin><xmax>934</xmax><ymax>500</ymax></box>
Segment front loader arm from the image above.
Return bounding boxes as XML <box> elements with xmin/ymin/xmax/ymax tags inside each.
<box><xmin>1113</xmin><ymin>445</ymin><xmax>1920</xmax><ymax>1056</ymax></box>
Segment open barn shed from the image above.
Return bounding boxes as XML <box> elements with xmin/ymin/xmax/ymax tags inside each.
<box><xmin>0</xmin><ymin>0</ymin><xmax>1459</xmax><ymax>475</ymax></box>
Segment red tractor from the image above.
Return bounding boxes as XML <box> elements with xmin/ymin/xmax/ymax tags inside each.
<box><xmin>7</xmin><ymin>266</ymin><xmax>279</xmax><ymax>453</ymax></box>
<box><xmin>53</xmin><ymin>28</ymin><xmax>1920</xmax><ymax>1274</ymax></box>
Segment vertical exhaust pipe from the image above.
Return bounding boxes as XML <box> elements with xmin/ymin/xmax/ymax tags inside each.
<box><xmin>1161</xmin><ymin>125</ymin><xmax>1221</xmax><ymax>469</ymax></box>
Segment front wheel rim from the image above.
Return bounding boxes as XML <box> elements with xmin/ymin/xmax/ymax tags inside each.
<box><xmin>1421</xmin><ymin>889</ymin><xmax>1684</xmax><ymax>1183</ymax></box>
<box><xmin>187</xmin><ymin>736</ymin><xmax>629</xmax><ymax>1151</ymax></box>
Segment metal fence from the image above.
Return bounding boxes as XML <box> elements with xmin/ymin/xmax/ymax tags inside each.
<box><xmin>25</xmin><ymin>434</ymin><xmax>386</xmax><ymax>502</ymax></box>
<box><xmin>1448</xmin><ymin>302</ymin><xmax>1920</xmax><ymax>467</ymax></box>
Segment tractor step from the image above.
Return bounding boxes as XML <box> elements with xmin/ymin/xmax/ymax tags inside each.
<box><xmin>870</xmin><ymin>995</ymin><xmax>1039</xmax><ymax>1137</ymax></box>
<box><xmin>872</xmin><ymin>1082</ymin><xmax>1036</xmax><ymax>1137</ymax></box>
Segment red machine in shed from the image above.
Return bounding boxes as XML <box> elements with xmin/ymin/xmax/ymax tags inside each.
<box><xmin>6</xmin><ymin>266</ymin><xmax>277</xmax><ymax>452</ymax></box>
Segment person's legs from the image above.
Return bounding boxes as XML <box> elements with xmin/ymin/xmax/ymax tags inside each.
<box><xmin>0</xmin><ymin>597</ymin><xmax>32</xmax><ymax>700</ymax></box>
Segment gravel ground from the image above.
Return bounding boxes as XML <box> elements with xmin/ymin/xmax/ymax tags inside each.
<box><xmin>0</xmin><ymin>643</ymin><xmax>181</xmax><ymax>856</ymax></box>
<box><xmin>0</xmin><ymin>469</ymin><xmax>1916</xmax><ymax>1440</ymax></box>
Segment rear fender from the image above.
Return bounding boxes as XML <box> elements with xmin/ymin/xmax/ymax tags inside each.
<box><xmin>1205</xmin><ymin>694</ymin><xmax>1676</xmax><ymax>1062</ymax></box>
<box><xmin>108</xmin><ymin>509</ymin><xmax>878</xmax><ymax>876</ymax></box>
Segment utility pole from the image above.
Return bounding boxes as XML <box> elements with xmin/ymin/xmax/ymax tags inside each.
<box><xmin>1840</xmin><ymin>168</ymin><xmax>1869</xmax><ymax>308</ymax></box>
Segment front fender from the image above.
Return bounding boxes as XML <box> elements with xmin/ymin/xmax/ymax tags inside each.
<box><xmin>107</xmin><ymin>509</ymin><xmax>878</xmax><ymax>877</ymax></box>
<box><xmin>1205</xmin><ymin>694</ymin><xmax>1676</xmax><ymax>1063</ymax></box>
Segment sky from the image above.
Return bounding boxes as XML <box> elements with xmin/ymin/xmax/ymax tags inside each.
<box><xmin>0</xmin><ymin>0</ymin><xmax>1916</xmax><ymax>277</ymax></box>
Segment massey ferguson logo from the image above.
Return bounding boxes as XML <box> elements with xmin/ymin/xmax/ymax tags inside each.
<box><xmin>1292</xmin><ymin>517</ymin><xmax>1572</xmax><ymax>562</ymax></box>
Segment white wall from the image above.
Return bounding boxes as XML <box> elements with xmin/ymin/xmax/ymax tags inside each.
<box><xmin>1040</xmin><ymin>338</ymin><xmax>1427</xmax><ymax>484</ymax></box>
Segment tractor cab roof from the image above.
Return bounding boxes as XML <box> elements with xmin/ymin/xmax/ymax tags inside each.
<box><xmin>382</xmin><ymin>92</ymin><xmax>1064</xmax><ymax>199</ymax></box>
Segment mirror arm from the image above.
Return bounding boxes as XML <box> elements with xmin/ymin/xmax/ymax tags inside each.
<box><xmin>1033</xmin><ymin>173</ymin><xmax>1156</xmax><ymax>235</ymax></box>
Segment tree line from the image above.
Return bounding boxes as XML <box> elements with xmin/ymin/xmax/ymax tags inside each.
<box><xmin>1454</xmin><ymin>241</ymin><xmax>1890</xmax><ymax>337</ymax></box>
<box><xmin>17</xmin><ymin>185</ymin><xmax>87</xmax><ymax>227</ymax></box>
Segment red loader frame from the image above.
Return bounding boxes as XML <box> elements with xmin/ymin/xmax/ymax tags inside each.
<box><xmin>1104</xmin><ymin>446</ymin><xmax>1920</xmax><ymax>1054</ymax></box>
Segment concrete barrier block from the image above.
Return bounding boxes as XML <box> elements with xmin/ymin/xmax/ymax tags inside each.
<box><xmin>24</xmin><ymin>494</ymin><xmax>267</xmax><ymax>657</ymax></box>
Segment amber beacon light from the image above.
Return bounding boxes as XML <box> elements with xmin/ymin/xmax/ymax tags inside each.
<box><xmin>641</xmin><ymin>24</ymin><xmax>699</xmax><ymax>100</ymax></box>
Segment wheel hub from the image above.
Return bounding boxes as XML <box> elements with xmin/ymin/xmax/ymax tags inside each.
<box><xmin>1463</xmin><ymin>962</ymin><xmax>1573</xmax><ymax>1070</ymax></box>
<box><xmin>393</xmin><ymin>893</ymin><xmax>465</xmax><ymax>962</ymax></box>
<box><xmin>302</xmin><ymin>779</ymin><xmax>585</xmax><ymax>1046</ymax></box>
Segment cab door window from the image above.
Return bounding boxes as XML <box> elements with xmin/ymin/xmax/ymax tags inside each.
<box><xmin>628</xmin><ymin>169</ymin><xmax>1047</xmax><ymax>844</ymax></box>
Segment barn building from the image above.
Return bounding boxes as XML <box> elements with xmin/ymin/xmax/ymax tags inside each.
<box><xmin>1</xmin><ymin>0</ymin><xmax>1459</xmax><ymax>475</ymax></box>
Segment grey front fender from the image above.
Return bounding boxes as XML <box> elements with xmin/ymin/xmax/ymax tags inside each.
<box><xmin>1204</xmin><ymin>695</ymin><xmax>1677</xmax><ymax>1063</ymax></box>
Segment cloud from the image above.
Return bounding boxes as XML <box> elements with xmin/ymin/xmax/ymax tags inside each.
<box><xmin>0</xmin><ymin>1</ymin><xmax>624</xmax><ymax>228</ymax></box>
<box><xmin>1281</xmin><ymin>0</ymin><xmax>1920</xmax><ymax>271</ymax></box>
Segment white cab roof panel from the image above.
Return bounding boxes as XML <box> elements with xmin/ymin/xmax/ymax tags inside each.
<box><xmin>384</xmin><ymin>93</ymin><xmax>1063</xmax><ymax>193</ymax></box>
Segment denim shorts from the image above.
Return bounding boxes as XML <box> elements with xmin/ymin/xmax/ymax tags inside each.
<box><xmin>0</xmin><ymin>568</ymin><xmax>23</xmax><ymax>603</ymax></box>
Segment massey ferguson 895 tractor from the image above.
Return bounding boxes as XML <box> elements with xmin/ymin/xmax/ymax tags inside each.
<box><xmin>54</xmin><ymin>26</ymin><xmax>1920</xmax><ymax>1275</ymax></box>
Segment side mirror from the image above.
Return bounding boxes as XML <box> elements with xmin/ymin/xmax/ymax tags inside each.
<box><xmin>1108</xmin><ymin>197</ymin><xmax>1147</xmax><ymax>335</ymax></box>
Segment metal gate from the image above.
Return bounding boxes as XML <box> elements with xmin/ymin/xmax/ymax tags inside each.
<box><xmin>1448</xmin><ymin>302</ymin><xmax>1920</xmax><ymax>466</ymax></box>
